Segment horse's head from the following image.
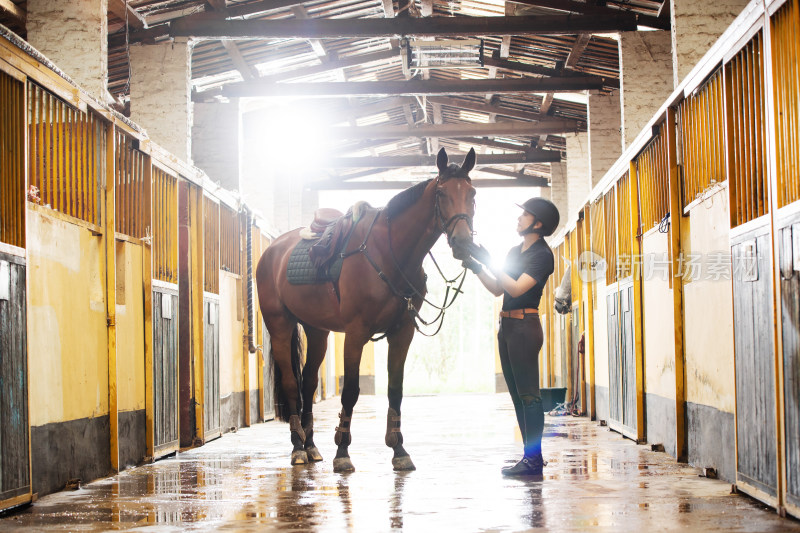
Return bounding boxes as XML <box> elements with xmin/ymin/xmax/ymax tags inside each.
<box><xmin>435</xmin><ymin>148</ymin><xmax>476</xmax><ymax>261</ymax></box>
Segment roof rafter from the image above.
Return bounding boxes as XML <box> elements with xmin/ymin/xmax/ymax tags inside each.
<box><xmin>324</xmin><ymin>152</ymin><xmax>560</xmax><ymax>167</ymax></box>
<box><xmin>310</xmin><ymin>178</ymin><xmax>549</xmax><ymax>190</ymax></box>
<box><xmin>169</xmin><ymin>13</ymin><xmax>642</xmax><ymax>40</ymax></box>
<box><xmin>220</xmin><ymin>77</ymin><xmax>605</xmax><ymax>98</ymax></box>
<box><xmin>323</xmin><ymin>120</ymin><xmax>581</xmax><ymax>141</ymax></box>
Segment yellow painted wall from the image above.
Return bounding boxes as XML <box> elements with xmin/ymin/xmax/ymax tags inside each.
<box><xmin>248</xmin><ymin>352</ymin><xmax>258</xmax><ymax>392</ymax></box>
<box><xmin>682</xmin><ymin>185</ymin><xmax>736</xmax><ymax>413</ymax></box>
<box><xmin>27</xmin><ymin>207</ymin><xmax>109</xmax><ymax>425</ymax></box>
<box><xmin>592</xmin><ymin>279</ymin><xmax>609</xmax><ymax>389</ymax></box>
<box><xmin>115</xmin><ymin>241</ymin><xmax>145</xmax><ymax>412</ymax></box>
<box><xmin>641</xmin><ymin>229</ymin><xmax>676</xmax><ymax>401</ymax></box>
<box><xmin>220</xmin><ymin>272</ymin><xmax>244</xmax><ymax>397</ymax></box>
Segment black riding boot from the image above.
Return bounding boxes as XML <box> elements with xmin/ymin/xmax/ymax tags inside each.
<box><xmin>503</xmin><ymin>396</ymin><xmax>545</xmax><ymax>477</ymax></box>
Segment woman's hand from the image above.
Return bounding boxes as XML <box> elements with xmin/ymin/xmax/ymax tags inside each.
<box><xmin>462</xmin><ymin>258</ymin><xmax>483</xmax><ymax>274</ymax></box>
<box><xmin>468</xmin><ymin>243</ymin><xmax>492</xmax><ymax>266</ymax></box>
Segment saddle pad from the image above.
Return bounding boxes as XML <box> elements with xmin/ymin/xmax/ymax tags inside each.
<box><xmin>286</xmin><ymin>238</ymin><xmax>344</xmax><ymax>285</ymax></box>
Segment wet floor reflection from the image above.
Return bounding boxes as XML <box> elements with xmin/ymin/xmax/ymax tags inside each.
<box><xmin>2</xmin><ymin>394</ymin><xmax>799</xmax><ymax>532</ymax></box>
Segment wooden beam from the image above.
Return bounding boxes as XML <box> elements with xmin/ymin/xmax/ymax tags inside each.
<box><xmin>221</xmin><ymin>76</ymin><xmax>605</xmax><ymax>97</ymax></box>
<box><xmin>478</xmin><ymin>167</ymin><xmax>550</xmax><ymax>185</ymax></box>
<box><xmin>454</xmin><ymin>137</ymin><xmax>562</xmax><ymax>160</ymax></box>
<box><xmin>325</xmin><ymin>120</ymin><xmax>581</xmax><ymax>140</ymax></box>
<box><xmin>291</xmin><ymin>5</ymin><xmax>329</xmax><ymax>58</ymax></box>
<box><xmin>483</xmin><ymin>54</ymin><xmax>619</xmax><ymax>88</ymax></box>
<box><xmin>510</xmin><ymin>0</ymin><xmax>669</xmax><ymax>29</ymax></box>
<box><xmin>193</xmin><ymin>48</ymin><xmax>400</xmax><ymax>100</ymax></box>
<box><xmin>108</xmin><ymin>0</ymin><xmax>146</xmax><ymax>30</ymax></box>
<box><xmin>221</xmin><ymin>40</ymin><xmax>259</xmax><ymax>80</ymax></box>
<box><xmin>539</xmin><ymin>93</ymin><xmax>554</xmax><ymax>115</ymax></box>
<box><xmin>428</xmin><ymin>95</ymin><xmax>550</xmax><ymax>122</ymax></box>
<box><xmin>324</xmin><ymin>152</ymin><xmax>561</xmax><ymax>168</ymax></box>
<box><xmin>311</xmin><ymin>178</ymin><xmax>550</xmax><ymax>190</ymax></box>
<box><xmin>565</xmin><ymin>33</ymin><xmax>591</xmax><ymax>70</ymax></box>
<box><xmin>169</xmin><ymin>13</ymin><xmax>641</xmax><ymax>39</ymax></box>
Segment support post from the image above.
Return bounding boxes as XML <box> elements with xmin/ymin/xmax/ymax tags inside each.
<box><xmin>628</xmin><ymin>160</ymin><xmax>646</xmax><ymax>443</ymax></box>
<box><xmin>665</xmin><ymin>107</ymin><xmax>687</xmax><ymax>461</ymax></box>
<box><xmin>143</xmin><ymin>158</ymin><xmax>154</xmax><ymax>461</ymax></box>
<box><xmin>104</xmin><ymin>121</ymin><xmax>119</xmax><ymax>472</ymax></box>
<box><xmin>583</xmin><ymin>210</ymin><xmax>597</xmax><ymax>420</ymax></box>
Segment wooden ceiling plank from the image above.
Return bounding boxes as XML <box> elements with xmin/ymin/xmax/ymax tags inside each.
<box><xmin>221</xmin><ymin>77</ymin><xmax>604</xmax><ymax>97</ymax></box>
<box><xmin>169</xmin><ymin>13</ymin><xmax>641</xmax><ymax>39</ymax></box>
<box><xmin>108</xmin><ymin>0</ymin><xmax>146</xmax><ymax>30</ymax></box>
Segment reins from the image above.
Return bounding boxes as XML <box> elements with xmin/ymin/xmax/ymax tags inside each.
<box><xmin>340</xmin><ymin>185</ymin><xmax>471</xmax><ymax>339</ymax></box>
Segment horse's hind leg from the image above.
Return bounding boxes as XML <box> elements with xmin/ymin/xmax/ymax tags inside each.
<box><xmin>301</xmin><ymin>325</ymin><xmax>329</xmax><ymax>462</ymax></box>
<box><xmin>333</xmin><ymin>325</ymin><xmax>371</xmax><ymax>473</ymax></box>
<box><xmin>385</xmin><ymin>320</ymin><xmax>416</xmax><ymax>471</ymax></box>
<box><xmin>266</xmin><ymin>314</ymin><xmax>307</xmax><ymax>465</ymax></box>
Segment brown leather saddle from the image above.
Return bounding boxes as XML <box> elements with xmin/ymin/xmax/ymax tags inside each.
<box><xmin>308</xmin><ymin>208</ymin><xmax>353</xmax><ymax>269</ymax></box>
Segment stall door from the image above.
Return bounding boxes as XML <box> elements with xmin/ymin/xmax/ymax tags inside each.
<box><xmin>0</xmin><ymin>255</ymin><xmax>30</xmax><ymax>509</ymax></box>
<box><xmin>732</xmin><ymin>231</ymin><xmax>778</xmax><ymax>499</ymax></box>
<box><xmin>620</xmin><ymin>283</ymin><xmax>637</xmax><ymax>432</ymax></box>
<box><xmin>262</xmin><ymin>322</ymin><xmax>275</xmax><ymax>421</ymax></box>
<box><xmin>607</xmin><ymin>284</ymin><xmax>638</xmax><ymax>439</ymax></box>
<box><xmin>204</xmin><ymin>298</ymin><xmax>221</xmax><ymax>440</ymax></box>
<box><xmin>779</xmin><ymin>221</ymin><xmax>800</xmax><ymax>509</ymax></box>
<box><xmin>153</xmin><ymin>288</ymin><xmax>179</xmax><ymax>457</ymax></box>
<box><xmin>607</xmin><ymin>292</ymin><xmax>622</xmax><ymax>424</ymax></box>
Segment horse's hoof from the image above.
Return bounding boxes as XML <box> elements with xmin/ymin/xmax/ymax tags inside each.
<box><xmin>291</xmin><ymin>450</ymin><xmax>308</xmax><ymax>465</ymax></box>
<box><xmin>305</xmin><ymin>446</ymin><xmax>323</xmax><ymax>462</ymax></box>
<box><xmin>392</xmin><ymin>456</ymin><xmax>416</xmax><ymax>471</ymax></box>
<box><xmin>333</xmin><ymin>457</ymin><xmax>355</xmax><ymax>473</ymax></box>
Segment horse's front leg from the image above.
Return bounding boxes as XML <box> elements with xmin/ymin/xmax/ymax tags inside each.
<box><xmin>333</xmin><ymin>325</ymin><xmax>371</xmax><ymax>473</ymax></box>
<box><xmin>386</xmin><ymin>320</ymin><xmax>416</xmax><ymax>471</ymax></box>
<box><xmin>301</xmin><ymin>326</ymin><xmax>329</xmax><ymax>462</ymax></box>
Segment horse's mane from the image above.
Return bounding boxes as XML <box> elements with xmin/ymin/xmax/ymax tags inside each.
<box><xmin>385</xmin><ymin>179</ymin><xmax>433</xmax><ymax>219</ymax></box>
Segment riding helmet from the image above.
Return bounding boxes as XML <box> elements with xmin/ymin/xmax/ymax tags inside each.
<box><xmin>516</xmin><ymin>197</ymin><xmax>560</xmax><ymax>236</ymax></box>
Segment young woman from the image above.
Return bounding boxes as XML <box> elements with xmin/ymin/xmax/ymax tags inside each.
<box><xmin>466</xmin><ymin>197</ymin><xmax>559</xmax><ymax>476</ymax></box>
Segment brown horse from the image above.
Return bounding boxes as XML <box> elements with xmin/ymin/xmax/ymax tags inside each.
<box><xmin>255</xmin><ymin>147</ymin><xmax>476</xmax><ymax>472</ymax></box>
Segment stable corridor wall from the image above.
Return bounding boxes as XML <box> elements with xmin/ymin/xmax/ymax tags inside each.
<box><xmin>26</xmin><ymin>206</ymin><xmax>111</xmax><ymax>495</ymax></box>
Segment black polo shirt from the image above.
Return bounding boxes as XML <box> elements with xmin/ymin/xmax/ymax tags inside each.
<box><xmin>501</xmin><ymin>238</ymin><xmax>555</xmax><ymax>311</ymax></box>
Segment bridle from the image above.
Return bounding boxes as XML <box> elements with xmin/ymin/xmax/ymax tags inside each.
<box><xmin>434</xmin><ymin>181</ymin><xmax>475</xmax><ymax>247</ymax></box>
<box><xmin>342</xmin><ymin>177</ymin><xmax>474</xmax><ymax>339</ymax></box>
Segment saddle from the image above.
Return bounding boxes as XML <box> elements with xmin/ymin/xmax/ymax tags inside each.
<box><xmin>308</xmin><ymin>202</ymin><xmax>371</xmax><ymax>269</ymax></box>
<box><xmin>287</xmin><ymin>202</ymin><xmax>371</xmax><ymax>286</ymax></box>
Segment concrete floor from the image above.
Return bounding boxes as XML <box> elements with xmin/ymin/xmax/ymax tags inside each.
<box><xmin>2</xmin><ymin>394</ymin><xmax>798</xmax><ymax>532</ymax></box>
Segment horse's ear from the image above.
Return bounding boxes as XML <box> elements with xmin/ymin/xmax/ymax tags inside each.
<box><xmin>461</xmin><ymin>147</ymin><xmax>476</xmax><ymax>174</ymax></box>
<box><xmin>437</xmin><ymin>148</ymin><xmax>448</xmax><ymax>173</ymax></box>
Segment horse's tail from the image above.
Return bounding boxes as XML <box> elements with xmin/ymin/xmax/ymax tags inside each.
<box><xmin>273</xmin><ymin>325</ymin><xmax>304</xmax><ymax>422</ymax></box>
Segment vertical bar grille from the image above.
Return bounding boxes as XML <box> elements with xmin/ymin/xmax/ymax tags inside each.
<box><xmin>114</xmin><ymin>129</ymin><xmax>147</xmax><ymax>238</ymax></box>
<box><xmin>771</xmin><ymin>0</ymin><xmax>800</xmax><ymax>208</ymax></box>
<box><xmin>0</xmin><ymin>71</ymin><xmax>25</xmax><ymax>249</ymax></box>
<box><xmin>604</xmin><ymin>188</ymin><xmax>617</xmax><ymax>285</ymax></box>
<box><xmin>636</xmin><ymin>127</ymin><xmax>670</xmax><ymax>230</ymax></box>
<box><xmin>616</xmin><ymin>173</ymin><xmax>634</xmax><ymax>279</ymax></box>
<box><xmin>677</xmin><ymin>68</ymin><xmax>726</xmax><ymax>208</ymax></box>
<box><xmin>726</xmin><ymin>32</ymin><xmax>769</xmax><ymax>227</ymax></box>
<box><xmin>27</xmin><ymin>81</ymin><xmax>99</xmax><ymax>226</ymax></box>
<box><xmin>590</xmin><ymin>198</ymin><xmax>605</xmax><ymax>262</ymax></box>
<box><xmin>220</xmin><ymin>204</ymin><xmax>241</xmax><ymax>276</ymax></box>
<box><xmin>152</xmin><ymin>165</ymin><xmax>178</xmax><ymax>284</ymax></box>
<box><xmin>203</xmin><ymin>196</ymin><xmax>220</xmax><ymax>294</ymax></box>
